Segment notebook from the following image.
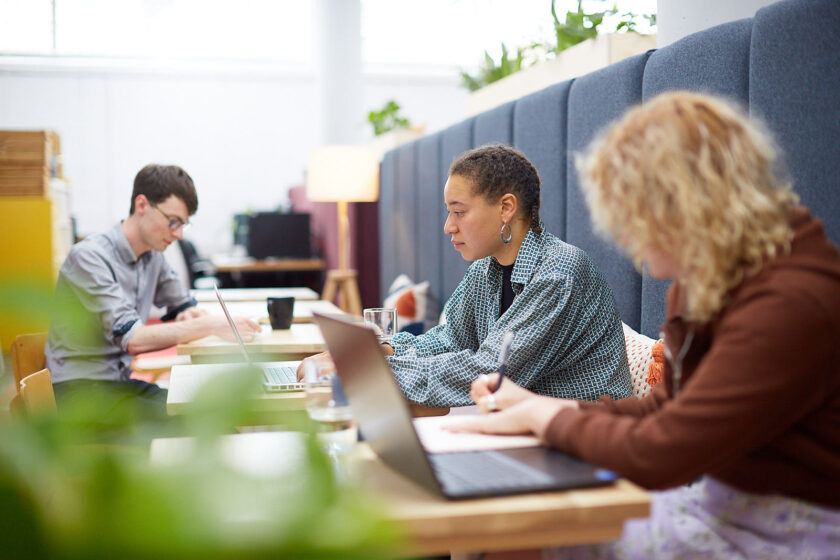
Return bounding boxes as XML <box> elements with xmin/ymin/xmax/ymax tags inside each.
<box><xmin>214</xmin><ymin>285</ymin><xmax>304</xmax><ymax>392</ymax></box>
<box><xmin>313</xmin><ymin>312</ymin><xmax>618</xmax><ymax>500</ymax></box>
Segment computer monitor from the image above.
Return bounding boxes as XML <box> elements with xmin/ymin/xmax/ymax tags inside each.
<box><xmin>246</xmin><ymin>212</ymin><xmax>311</xmax><ymax>259</ymax></box>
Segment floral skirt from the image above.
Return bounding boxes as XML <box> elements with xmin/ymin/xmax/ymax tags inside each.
<box><xmin>544</xmin><ymin>477</ymin><xmax>840</xmax><ymax>560</ymax></box>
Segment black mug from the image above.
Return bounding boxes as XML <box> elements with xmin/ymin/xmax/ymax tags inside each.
<box><xmin>266</xmin><ymin>297</ymin><xmax>295</xmax><ymax>330</ymax></box>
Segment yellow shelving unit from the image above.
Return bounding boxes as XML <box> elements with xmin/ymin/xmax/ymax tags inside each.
<box><xmin>0</xmin><ymin>130</ymin><xmax>71</xmax><ymax>352</ymax></box>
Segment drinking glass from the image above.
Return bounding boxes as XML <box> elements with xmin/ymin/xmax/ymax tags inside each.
<box><xmin>303</xmin><ymin>359</ymin><xmax>357</xmax><ymax>455</ymax></box>
<box><xmin>363</xmin><ymin>307</ymin><xmax>398</xmax><ymax>344</ymax></box>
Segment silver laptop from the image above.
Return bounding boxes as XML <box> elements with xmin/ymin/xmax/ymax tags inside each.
<box><xmin>313</xmin><ymin>312</ymin><xmax>618</xmax><ymax>500</ymax></box>
<box><xmin>214</xmin><ymin>285</ymin><xmax>304</xmax><ymax>392</ymax></box>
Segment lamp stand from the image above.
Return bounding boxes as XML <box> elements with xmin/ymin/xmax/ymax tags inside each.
<box><xmin>321</xmin><ymin>200</ymin><xmax>363</xmax><ymax>316</ymax></box>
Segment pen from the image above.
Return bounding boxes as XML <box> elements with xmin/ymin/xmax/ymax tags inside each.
<box><xmin>493</xmin><ymin>331</ymin><xmax>515</xmax><ymax>392</ymax></box>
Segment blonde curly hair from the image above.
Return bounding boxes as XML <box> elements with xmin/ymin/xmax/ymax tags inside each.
<box><xmin>577</xmin><ymin>91</ymin><xmax>798</xmax><ymax>322</ymax></box>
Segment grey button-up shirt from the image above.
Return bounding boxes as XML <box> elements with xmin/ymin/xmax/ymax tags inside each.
<box><xmin>46</xmin><ymin>223</ymin><xmax>194</xmax><ymax>383</ymax></box>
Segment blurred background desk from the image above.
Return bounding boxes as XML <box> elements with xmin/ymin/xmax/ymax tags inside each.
<box><xmin>211</xmin><ymin>255</ymin><xmax>325</xmax><ymax>291</ymax></box>
<box><xmin>177</xmin><ymin>324</ymin><xmax>326</xmax><ymax>363</ymax></box>
<box><xmin>165</xmin><ymin>363</ymin><xmax>306</xmax><ymax>418</ymax></box>
<box><xmin>166</xmin><ymin>363</ymin><xmax>447</xmax><ymax>420</ymax></box>
<box><xmin>191</xmin><ymin>287</ymin><xmax>319</xmax><ymax>303</ymax></box>
<box><xmin>196</xmin><ymin>299</ymin><xmax>345</xmax><ymax>324</ymax></box>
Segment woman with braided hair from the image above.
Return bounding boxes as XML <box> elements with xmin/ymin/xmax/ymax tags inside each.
<box><xmin>298</xmin><ymin>144</ymin><xmax>631</xmax><ymax>408</ymax></box>
<box><xmin>301</xmin><ymin>144</ymin><xmax>630</xmax><ymax>407</ymax></box>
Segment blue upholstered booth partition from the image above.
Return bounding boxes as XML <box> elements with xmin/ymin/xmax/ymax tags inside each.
<box><xmin>750</xmin><ymin>0</ymin><xmax>840</xmax><ymax>246</ymax></box>
<box><xmin>566</xmin><ymin>53</ymin><xmax>649</xmax><ymax>331</ymax></box>
<box><xmin>439</xmin><ymin>119</ymin><xmax>474</xmax><ymax>298</ymax></box>
<box><xmin>513</xmin><ymin>81</ymin><xmax>572</xmax><ymax>240</ymax></box>
<box><xmin>639</xmin><ymin>17</ymin><xmax>751</xmax><ymax>336</ymax></box>
<box><xmin>377</xmin><ymin>0</ymin><xmax>840</xmax><ymax>338</ymax></box>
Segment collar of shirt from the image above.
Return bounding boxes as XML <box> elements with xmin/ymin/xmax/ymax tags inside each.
<box><xmin>482</xmin><ymin>228</ymin><xmax>542</xmax><ymax>289</ymax></box>
<box><xmin>109</xmin><ymin>222</ymin><xmax>149</xmax><ymax>265</ymax></box>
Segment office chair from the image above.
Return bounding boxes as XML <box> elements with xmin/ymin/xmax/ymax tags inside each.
<box><xmin>11</xmin><ymin>332</ymin><xmax>48</xmax><ymax>394</ymax></box>
<box><xmin>19</xmin><ymin>368</ymin><xmax>57</xmax><ymax>417</ymax></box>
<box><xmin>177</xmin><ymin>239</ymin><xmax>218</xmax><ymax>289</ymax></box>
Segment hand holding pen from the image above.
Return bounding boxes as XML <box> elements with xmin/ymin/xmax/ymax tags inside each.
<box><xmin>485</xmin><ymin>331</ymin><xmax>515</xmax><ymax>412</ymax></box>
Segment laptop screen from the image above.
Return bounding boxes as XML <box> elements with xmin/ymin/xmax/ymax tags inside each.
<box><xmin>314</xmin><ymin>313</ymin><xmax>441</xmax><ymax>494</ymax></box>
<box><xmin>213</xmin><ymin>285</ymin><xmax>253</xmax><ymax>364</ymax></box>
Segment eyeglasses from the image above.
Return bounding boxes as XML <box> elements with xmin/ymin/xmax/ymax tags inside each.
<box><xmin>151</xmin><ymin>204</ymin><xmax>191</xmax><ymax>233</ymax></box>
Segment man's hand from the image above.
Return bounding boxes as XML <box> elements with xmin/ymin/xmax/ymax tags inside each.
<box><xmin>209</xmin><ymin>315</ymin><xmax>261</xmax><ymax>342</ymax></box>
<box><xmin>175</xmin><ymin>306</ymin><xmax>206</xmax><ymax>321</ymax></box>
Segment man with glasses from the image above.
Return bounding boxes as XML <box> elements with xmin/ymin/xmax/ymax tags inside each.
<box><xmin>45</xmin><ymin>164</ymin><xmax>260</xmax><ymax>428</ymax></box>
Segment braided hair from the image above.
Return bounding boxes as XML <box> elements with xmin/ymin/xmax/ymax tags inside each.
<box><xmin>449</xmin><ymin>144</ymin><xmax>542</xmax><ymax>233</ymax></box>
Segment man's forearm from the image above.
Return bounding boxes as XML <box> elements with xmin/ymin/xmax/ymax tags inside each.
<box><xmin>126</xmin><ymin>316</ymin><xmax>214</xmax><ymax>355</ymax></box>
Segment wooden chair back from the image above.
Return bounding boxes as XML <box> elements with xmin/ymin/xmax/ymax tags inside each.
<box><xmin>10</xmin><ymin>332</ymin><xmax>47</xmax><ymax>394</ymax></box>
<box><xmin>19</xmin><ymin>368</ymin><xmax>57</xmax><ymax>416</ymax></box>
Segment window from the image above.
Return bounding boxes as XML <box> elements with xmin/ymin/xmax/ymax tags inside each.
<box><xmin>0</xmin><ymin>0</ymin><xmax>312</xmax><ymax>62</ymax></box>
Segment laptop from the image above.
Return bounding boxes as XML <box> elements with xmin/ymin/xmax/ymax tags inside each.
<box><xmin>313</xmin><ymin>312</ymin><xmax>618</xmax><ymax>500</ymax></box>
<box><xmin>214</xmin><ymin>285</ymin><xmax>304</xmax><ymax>392</ymax></box>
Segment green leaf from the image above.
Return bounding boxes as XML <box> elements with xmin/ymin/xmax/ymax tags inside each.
<box><xmin>367</xmin><ymin>99</ymin><xmax>413</xmax><ymax>136</ymax></box>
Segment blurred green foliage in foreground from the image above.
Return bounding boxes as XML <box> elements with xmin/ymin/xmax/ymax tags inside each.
<box><xmin>0</xmin><ymin>365</ymin><xmax>401</xmax><ymax>559</ymax></box>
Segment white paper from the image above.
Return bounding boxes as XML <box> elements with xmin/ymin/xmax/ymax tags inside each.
<box><xmin>413</xmin><ymin>415</ymin><xmax>541</xmax><ymax>454</ymax></box>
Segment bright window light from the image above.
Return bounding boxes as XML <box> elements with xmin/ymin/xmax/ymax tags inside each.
<box><xmin>0</xmin><ymin>0</ymin><xmax>53</xmax><ymax>54</ymax></box>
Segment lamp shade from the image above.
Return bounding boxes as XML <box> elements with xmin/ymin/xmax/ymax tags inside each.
<box><xmin>306</xmin><ymin>145</ymin><xmax>380</xmax><ymax>202</ymax></box>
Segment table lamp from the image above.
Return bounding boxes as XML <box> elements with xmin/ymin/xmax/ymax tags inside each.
<box><xmin>306</xmin><ymin>145</ymin><xmax>380</xmax><ymax>316</ymax></box>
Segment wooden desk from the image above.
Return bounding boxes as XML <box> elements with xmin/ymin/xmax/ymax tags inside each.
<box><xmin>150</xmin><ymin>433</ymin><xmax>650</xmax><ymax>557</ymax></box>
<box><xmin>191</xmin><ymin>287</ymin><xmax>319</xmax><ymax>303</ymax></box>
<box><xmin>196</xmin><ymin>299</ymin><xmax>345</xmax><ymax>324</ymax></box>
<box><xmin>177</xmin><ymin>324</ymin><xmax>326</xmax><ymax>362</ymax></box>
<box><xmin>354</xmin><ymin>444</ymin><xmax>649</xmax><ymax>556</ymax></box>
<box><xmin>212</xmin><ymin>256</ymin><xmax>325</xmax><ymax>274</ymax></box>
<box><xmin>167</xmin><ymin>363</ymin><xmax>449</xmax><ymax>419</ymax></box>
<box><xmin>166</xmin><ymin>362</ymin><xmax>305</xmax><ymax>417</ymax></box>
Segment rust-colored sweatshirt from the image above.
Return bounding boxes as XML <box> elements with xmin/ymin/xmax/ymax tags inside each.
<box><xmin>545</xmin><ymin>208</ymin><xmax>840</xmax><ymax>508</ymax></box>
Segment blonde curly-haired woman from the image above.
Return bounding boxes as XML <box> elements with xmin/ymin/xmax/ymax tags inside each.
<box><xmin>452</xmin><ymin>91</ymin><xmax>840</xmax><ymax>558</ymax></box>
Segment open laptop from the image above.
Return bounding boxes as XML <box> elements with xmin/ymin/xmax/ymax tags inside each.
<box><xmin>313</xmin><ymin>312</ymin><xmax>618</xmax><ymax>500</ymax></box>
<box><xmin>214</xmin><ymin>285</ymin><xmax>304</xmax><ymax>392</ymax></box>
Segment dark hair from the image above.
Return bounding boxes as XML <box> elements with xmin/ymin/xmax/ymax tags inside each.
<box><xmin>449</xmin><ymin>144</ymin><xmax>542</xmax><ymax>233</ymax></box>
<box><xmin>129</xmin><ymin>164</ymin><xmax>198</xmax><ymax>215</ymax></box>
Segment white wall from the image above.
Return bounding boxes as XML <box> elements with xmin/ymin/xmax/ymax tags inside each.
<box><xmin>0</xmin><ymin>58</ymin><xmax>465</xmax><ymax>256</ymax></box>
<box><xmin>657</xmin><ymin>0</ymin><xmax>776</xmax><ymax>47</ymax></box>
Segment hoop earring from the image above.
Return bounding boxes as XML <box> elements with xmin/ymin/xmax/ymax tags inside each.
<box><xmin>500</xmin><ymin>222</ymin><xmax>513</xmax><ymax>244</ymax></box>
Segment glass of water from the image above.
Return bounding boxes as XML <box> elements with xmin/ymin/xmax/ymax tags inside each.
<box><xmin>303</xmin><ymin>359</ymin><xmax>357</xmax><ymax>455</ymax></box>
<box><xmin>363</xmin><ymin>307</ymin><xmax>398</xmax><ymax>344</ymax></box>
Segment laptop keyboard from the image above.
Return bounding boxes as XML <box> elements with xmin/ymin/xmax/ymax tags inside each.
<box><xmin>429</xmin><ymin>450</ymin><xmax>556</xmax><ymax>493</ymax></box>
<box><xmin>263</xmin><ymin>366</ymin><xmax>297</xmax><ymax>385</ymax></box>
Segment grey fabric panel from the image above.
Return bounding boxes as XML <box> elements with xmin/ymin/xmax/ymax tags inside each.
<box><xmin>415</xmin><ymin>133</ymin><xmax>445</xmax><ymax>307</ymax></box>
<box><xmin>439</xmin><ymin>118</ymin><xmax>475</xmax><ymax>302</ymax></box>
<box><xmin>750</xmin><ymin>0</ymin><xmax>840</xmax><ymax>246</ymax></box>
<box><xmin>640</xmin><ymin>274</ymin><xmax>671</xmax><ymax>339</ymax></box>
<box><xmin>474</xmin><ymin>100</ymin><xmax>515</xmax><ymax>147</ymax></box>
<box><xmin>513</xmin><ymin>80</ymin><xmax>572</xmax><ymax>241</ymax></box>
<box><xmin>639</xmin><ymin>18</ymin><xmax>751</xmax><ymax>337</ymax></box>
<box><xmin>566</xmin><ymin>53</ymin><xmax>650</xmax><ymax>331</ymax></box>
<box><xmin>643</xmin><ymin>18</ymin><xmax>751</xmax><ymax>104</ymax></box>
<box><xmin>392</xmin><ymin>142</ymin><xmax>418</xmax><ymax>285</ymax></box>
<box><xmin>378</xmin><ymin>152</ymin><xmax>398</xmax><ymax>299</ymax></box>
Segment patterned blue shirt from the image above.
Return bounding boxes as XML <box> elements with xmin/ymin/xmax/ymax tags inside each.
<box><xmin>386</xmin><ymin>229</ymin><xmax>631</xmax><ymax>407</ymax></box>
